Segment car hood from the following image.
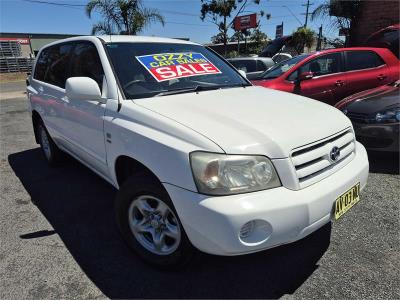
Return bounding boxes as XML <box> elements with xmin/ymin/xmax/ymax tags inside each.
<box><xmin>346</xmin><ymin>86</ymin><xmax>400</xmax><ymax>114</ymax></box>
<box><xmin>134</xmin><ymin>86</ymin><xmax>351</xmax><ymax>158</ymax></box>
<box><xmin>251</xmin><ymin>78</ymin><xmax>279</xmax><ymax>87</ymax></box>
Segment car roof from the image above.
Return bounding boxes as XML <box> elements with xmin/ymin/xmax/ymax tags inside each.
<box><xmin>39</xmin><ymin>35</ymin><xmax>198</xmax><ymax>50</ymax></box>
<box><xmin>307</xmin><ymin>47</ymin><xmax>390</xmax><ymax>57</ymax></box>
<box><xmin>98</xmin><ymin>35</ymin><xmax>198</xmax><ymax>45</ymax></box>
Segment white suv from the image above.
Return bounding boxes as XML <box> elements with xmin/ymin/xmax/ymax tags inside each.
<box><xmin>27</xmin><ymin>36</ymin><xmax>369</xmax><ymax>267</ymax></box>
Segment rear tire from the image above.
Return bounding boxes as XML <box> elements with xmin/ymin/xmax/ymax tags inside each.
<box><xmin>115</xmin><ymin>175</ymin><xmax>195</xmax><ymax>268</ymax></box>
<box><xmin>37</xmin><ymin>122</ymin><xmax>63</xmax><ymax>166</ymax></box>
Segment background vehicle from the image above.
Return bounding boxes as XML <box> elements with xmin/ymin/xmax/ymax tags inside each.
<box><xmin>365</xmin><ymin>24</ymin><xmax>400</xmax><ymax>59</ymax></box>
<box><xmin>227</xmin><ymin>57</ymin><xmax>274</xmax><ymax>80</ymax></box>
<box><xmin>259</xmin><ymin>35</ymin><xmax>292</xmax><ymax>58</ymax></box>
<box><xmin>252</xmin><ymin>47</ymin><xmax>400</xmax><ymax>106</ymax></box>
<box><xmin>335</xmin><ymin>81</ymin><xmax>400</xmax><ymax>153</ymax></box>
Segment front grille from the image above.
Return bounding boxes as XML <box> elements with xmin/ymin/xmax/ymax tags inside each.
<box><xmin>346</xmin><ymin>112</ymin><xmax>373</xmax><ymax>124</ymax></box>
<box><xmin>291</xmin><ymin>129</ymin><xmax>356</xmax><ymax>189</ymax></box>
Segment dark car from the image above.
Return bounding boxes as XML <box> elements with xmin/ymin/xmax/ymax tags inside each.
<box><xmin>227</xmin><ymin>57</ymin><xmax>274</xmax><ymax>80</ymax></box>
<box><xmin>335</xmin><ymin>81</ymin><xmax>400</xmax><ymax>153</ymax></box>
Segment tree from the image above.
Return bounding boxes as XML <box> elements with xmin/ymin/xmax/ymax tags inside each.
<box><xmin>249</xmin><ymin>28</ymin><xmax>268</xmax><ymax>53</ymax></box>
<box><xmin>229</xmin><ymin>30</ymin><xmax>244</xmax><ymax>42</ymax></box>
<box><xmin>212</xmin><ymin>32</ymin><xmax>227</xmax><ymax>44</ymax></box>
<box><xmin>86</xmin><ymin>0</ymin><xmax>165</xmax><ymax>35</ymax></box>
<box><xmin>289</xmin><ymin>27</ymin><xmax>315</xmax><ymax>54</ymax></box>
<box><xmin>310</xmin><ymin>0</ymin><xmax>361</xmax><ymax>45</ymax></box>
<box><xmin>200</xmin><ymin>0</ymin><xmax>261</xmax><ymax>56</ymax></box>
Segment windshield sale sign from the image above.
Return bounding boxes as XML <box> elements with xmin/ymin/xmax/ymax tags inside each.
<box><xmin>135</xmin><ymin>52</ymin><xmax>221</xmax><ymax>82</ymax></box>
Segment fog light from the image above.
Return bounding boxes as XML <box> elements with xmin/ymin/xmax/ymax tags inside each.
<box><xmin>240</xmin><ymin>221</ymin><xmax>255</xmax><ymax>238</ymax></box>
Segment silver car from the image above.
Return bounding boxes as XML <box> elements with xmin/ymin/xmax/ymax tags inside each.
<box><xmin>227</xmin><ymin>57</ymin><xmax>275</xmax><ymax>80</ymax></box>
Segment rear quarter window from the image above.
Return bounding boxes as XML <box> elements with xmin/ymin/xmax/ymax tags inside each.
<box><xmin>33</xmin><ymin>48</ymin><xmax>50</xmax><ymax>82</ymax></box>
<box><xmin>346</xmin><ymin>51</ymin><xmax>385</xmax><ymax>71</ymax></box>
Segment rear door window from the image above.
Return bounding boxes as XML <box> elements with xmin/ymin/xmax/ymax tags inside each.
<box><xmin>34</xmin><ymin>43</ymin><xmax>73</xmax><ymax>88</ymax></box>
<box><xmin>346</xmin><ymin>51</ymin><xmax>385</xmax><ymax>71</ymax></box>
<box><xmin>70</xmin><ymin>42</ymin><xmax>104</xmax><ymax>90</ymax></box>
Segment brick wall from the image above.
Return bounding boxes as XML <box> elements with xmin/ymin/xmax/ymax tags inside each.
<box><xmin>350</xmin><ymin>0</ymin><xmax>399</xmax><ymax>45</ymax></box>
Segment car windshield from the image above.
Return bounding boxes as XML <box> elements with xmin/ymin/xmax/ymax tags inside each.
<box><xmin>105</xmin><ymin>42</ymin><xmax>249</xmax><ymax>99</ymax></box>
<box><xmin>260</xmin><ymin>54</ymin><xmax>309</xmax><ymax>79</ymax></box>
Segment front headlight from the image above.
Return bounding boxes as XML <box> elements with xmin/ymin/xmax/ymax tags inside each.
<box><xmin>375</xmin><ymin>108</ymin><xmax>400</xmax><ymax>123</ymax></box>
<box><xmin>190</xmin><ymin>152</ymin><xmax>281</xmax><ymax>195</ymax></box>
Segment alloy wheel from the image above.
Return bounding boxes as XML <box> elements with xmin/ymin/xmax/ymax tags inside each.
<box><xmin>128</xmin><ymin>195</ymin><xmax>181</xmax><ymax>255</ymax></box>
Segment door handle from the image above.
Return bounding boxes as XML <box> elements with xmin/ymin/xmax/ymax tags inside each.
<box><xmin>335</xmin><ymin>80</ymin><xmax>345</xmax><ymax>87</ymax></box>
<box><xmin>38</xmin><ymin>86</ymin><xmax>44</xmax><ymax>93</ymax></box>
<box><xmin>377</xmin><ymin>74</ymin><xmax>387</xmax><ymax>80</ymax></box>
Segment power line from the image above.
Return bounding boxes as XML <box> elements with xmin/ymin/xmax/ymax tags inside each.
<box><xmin>21</xmin><ymin>0</ymin><xmax>84</xmax><ymax>10</ymax></box>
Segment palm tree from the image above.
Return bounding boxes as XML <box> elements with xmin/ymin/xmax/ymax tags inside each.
<box><xmin>311</xmin><ymin>0</ymin><xmax>361</xmax><ymax>45</ymax></box>
<box><xmin>86</xmin><ymin>0</ymin><xmax>165</xmax><ymax>35</ymax></box>
<box><xmin>289</xmin><ymin>27</ymin><xmax>315</xmax><ymax>54</ymax></box>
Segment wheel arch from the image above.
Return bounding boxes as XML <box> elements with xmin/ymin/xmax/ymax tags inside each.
<box><xmin>114</xmin><ymin>155</ymin><xmax>163</xmax><ymax>188</ymax></box>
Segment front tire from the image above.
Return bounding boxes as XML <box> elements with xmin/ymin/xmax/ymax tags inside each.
<box><xmin>115</xmin><ymin>176</ymin><xmax>194</xmax><ymax>267</ymax></box>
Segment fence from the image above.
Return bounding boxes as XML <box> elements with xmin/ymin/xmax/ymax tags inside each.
<box><xmin>0</xmin><ymin>40</ymin><xmax>34</xmax><ymax>73</ymax></box>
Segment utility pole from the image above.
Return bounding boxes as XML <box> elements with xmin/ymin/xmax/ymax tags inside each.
<box><xmin>317</xmin><ymin>24</ymin><xmax>323</xmax><ymax>50</ymax></box>
<box><xmin>302</xmin><ymin>0</ymin><xmax>313</xmax><ymax>28</ymax></box>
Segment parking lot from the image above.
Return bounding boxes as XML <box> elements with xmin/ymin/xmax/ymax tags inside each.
<box><xmin>0</xmin><ymin>81</ymin><xmax>399</xmax><ymax>299</ymax></box>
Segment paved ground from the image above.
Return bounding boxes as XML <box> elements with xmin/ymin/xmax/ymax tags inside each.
<box><xmin>0</xmin><ymin>81</ymin><xmax>399</xmax><ymax>299</ymax></box>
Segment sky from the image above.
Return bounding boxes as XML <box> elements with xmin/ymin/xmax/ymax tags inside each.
<box><xmin>0</xmin><ymin>0</ymin><xmax>338</xmax><ymax>44</ymax></box>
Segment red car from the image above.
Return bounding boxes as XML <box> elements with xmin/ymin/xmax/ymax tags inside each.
<box><xmin>252</xmin><ymin>47</ymin><xmax>400</xmax><ymax>105</ymax></box>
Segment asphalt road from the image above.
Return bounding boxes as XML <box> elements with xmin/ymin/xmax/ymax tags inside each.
<box><xmin>0</xmin><ymin>81</ymin><xmax>399</xmax><ymax>299</ymax></box>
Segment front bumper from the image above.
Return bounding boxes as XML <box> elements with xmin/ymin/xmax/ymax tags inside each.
<box><xmin>164</xmin><ymin>142</ymin><xmax>369</xmax><ymax>256</ymax></box>
<box><xmin>352</xmin><ymin>121</ymin><xmax>399</xmax><ymax>152</ymax></box>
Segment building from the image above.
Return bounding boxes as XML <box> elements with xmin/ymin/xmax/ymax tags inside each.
<box><xmin>0</xmin><ymin>32</ymin><xmax>79</xmax><ymax>73</ymax></box>
<box><xmin>0</xmin><ymin>32</ymin><xmax>80</xmax><ymax>56</ymax></box>
<box><xmin>329</xmin><ymin>0</ymin><xmax>399</xmax><ymax>46</ymax></box>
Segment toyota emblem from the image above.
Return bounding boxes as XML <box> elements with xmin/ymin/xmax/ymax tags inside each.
<box><xmin>330</xmin><ymin>146</ymin><xmax>340</xmax><ymax>162</ymax></box>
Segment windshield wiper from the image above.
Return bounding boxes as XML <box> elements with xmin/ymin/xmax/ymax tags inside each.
<box><xmin>155</xmin><ymin>85</ymin><xmax>225</xmax><ymax>97</ymax></box>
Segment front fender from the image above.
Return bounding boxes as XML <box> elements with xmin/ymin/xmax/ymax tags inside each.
<box><xmin>104</xmin><ymin>101</ymin><xmax>223</xmax><ymax>191</ymax></box>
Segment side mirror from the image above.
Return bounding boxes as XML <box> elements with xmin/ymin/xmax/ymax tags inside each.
<box><xmin>66</xmin><ymin>77</ymin><xmax>102</xmax><ymax>101</ymax></box>
<box><xmin>238</xmin><ymin>70</ymin><xmax>247</xmax><ymax>78</ymax></box>
<box><xmin>298</xmin><ymin>71</ymin><xmax>314</xmax><ymax>81</ymax></box>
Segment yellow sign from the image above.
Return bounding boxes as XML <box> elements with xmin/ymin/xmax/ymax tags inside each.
<box><xmin>334</xmin><ymin>183</ymin><xmax>360</xmax><ymax>220</ymax></box>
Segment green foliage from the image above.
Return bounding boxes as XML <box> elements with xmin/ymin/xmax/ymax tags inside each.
<box><xmin>212</xmin><ymin>32</ymin><xmax>227</xmax><ymax>44</ymax></box>
<box><xmin>86</xmin><ymin>0</ymin><xmax>165</xmax><ymax>35</ymax></box>
<box><xmin>200</xmin><ymin>0</ymin><xmax>262</xmax><ymax>55</ymax></box>
<box><xmin>249</xmin><ymin>28</ymin><xmax>268</xmax><ymax>53</ymax></box>
<box><xmin>289</xmin><ymin>27</ymin><xmax>315</xmax><ymax>54</ymax></box>
<box><xmin>226</xmin><ymin>50</ymin><xmax>239</xmax><ymax>58</ymax></box>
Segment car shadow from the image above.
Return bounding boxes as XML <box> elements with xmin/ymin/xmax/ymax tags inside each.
<box><xmin>9</xmin><ymin>148</ymin><xmax>332</xmax><ymax>299</ymax></box>
<box><xmin>368</xmin><ymin>150</ymin><xmax>399</xmax><ymax>175</ymax></box>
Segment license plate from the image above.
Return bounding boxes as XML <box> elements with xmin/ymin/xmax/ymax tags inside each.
<box><xmin>334</xmin><ymin>183</ymin><xmax>360</xmax><ymax>220</ymax></box>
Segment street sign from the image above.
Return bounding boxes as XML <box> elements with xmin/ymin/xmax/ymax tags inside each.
<box><xmin>276</xmin><ymin>23</ymin><xmax>283</xmax><ymax>38</ymax></box>
<box><xmin>233</xmin><ymin>14</ymin><xmax>257</xmax><ymax>31</ymax></box>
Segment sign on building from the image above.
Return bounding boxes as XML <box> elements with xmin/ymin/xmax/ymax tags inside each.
<box><xmin>233</xmin><ymin>14</ymin><xmax>257</xmax><ymax>31</ymax></box>
<box><xmin>275</xmin><ymin>23</ymin><xmax>284</xmax><ymax>38</ymax></box>
<box><xmin>0</xmin><ymin>37</ymin><xmax>30</xmax><ymax>45</ymax></box>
